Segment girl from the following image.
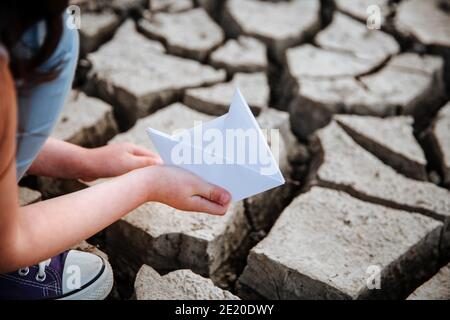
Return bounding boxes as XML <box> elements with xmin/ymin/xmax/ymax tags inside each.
<box><xmin>0</xmin><ymin>0</ymin><xmax>231</xmax><ymax>300</ymax></box>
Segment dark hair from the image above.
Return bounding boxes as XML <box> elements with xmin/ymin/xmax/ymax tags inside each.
<box><xmin>0</xmin><ymin>0</ymin><xmax>69</xmax><ymax>84</ymax></box>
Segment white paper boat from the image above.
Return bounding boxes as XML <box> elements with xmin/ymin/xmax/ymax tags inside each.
<box><xmin>147</xmin><ymin>89</ymin><xmax>285</xmax><ymax>201</ymax></box>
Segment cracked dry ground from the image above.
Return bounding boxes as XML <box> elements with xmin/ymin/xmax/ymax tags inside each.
<box><xmin>19</xmin><ymin>0</ymin><xmax>450</xmax><ymax>299</ymax></box>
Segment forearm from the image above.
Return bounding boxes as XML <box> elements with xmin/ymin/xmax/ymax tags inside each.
<box><xmin>27</xmin><ymin>137</ymin><xmax>91</xmax><ymax>179</ymax></box>
<box><xmin>2</xmin><ymin>167</ymin><xmax>152</xmax><ymax>273</ymax></box>
<box><xmin>27</xmin><ymin>138</ymin><xmax>162</xmax><ymax>181</ymax></box>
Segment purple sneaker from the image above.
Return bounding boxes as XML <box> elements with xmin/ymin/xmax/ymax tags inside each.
<box><xmin>0</xmin><ymin>250</ymin><xmax>113</xmax><ymax>300</ymax></box>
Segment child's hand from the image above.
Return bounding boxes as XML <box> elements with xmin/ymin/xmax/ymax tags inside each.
<box><xmin>144</xmin><ymin>166</ymin><xmax>231</xmax><ymax>216</ymax></box>
<box><xmin>83</xmin><ymin>143</ymin><xmax>163</xmax><ymax>181</ymax></box>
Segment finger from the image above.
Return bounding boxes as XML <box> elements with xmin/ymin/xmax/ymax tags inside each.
<box><xmin>194</xmin><ymin>182</ymin><xmax>231</xmax><ymax>206</ymax></box>
<box><xmin>130</xmin><ymin>155</ymin><xmax>162</xmax><ymax>168</ymax></box>
<box><xmin>130</xmin><ymin>145</ymin><xmax>159</xmax><ymax>158</ymax></box>
<box><xmin>134</xmin><ymin>154</ymin><xmax>163</xmax><ymax>165</ymax></box>
<box><xmin>189</xmin><ymin>195</ymin><xmax>229</xmax><ymax>216</ymax></box>
<box><xmin>80</xmin><ymin>177</ymin><xmax>96</xmax><ymax>182</ymax></box>
<box><xmin>149</xmin><ymin>154</ymin><xmax>164</xmax><ymax>165</ymax></box>
<box><xmin>132</xmin><ymin>147</ymin><xmax>163</xmax><ymax>165</ymax></box>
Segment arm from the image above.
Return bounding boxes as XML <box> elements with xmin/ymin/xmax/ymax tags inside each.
<box><xmin>1</xmin><ymin>165</ymin><xmax>231</xmax><ymax>274</ymax></box>
<box><xmin>27</xmin><ymin>137</ymin><xmax>162</xmax><ymax>180</ymax></box>
<box><xmin>3</xmin><ymin>167</ymin><xmax>150</xmax><ymax>272</ymax></box>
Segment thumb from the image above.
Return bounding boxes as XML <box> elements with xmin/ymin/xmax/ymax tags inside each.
<box><xmin>189</xmin><ymin>195</ymin><xmax>230</xmax><ymax>216</ymax></box>
<box><xmin>194</xmin><ymin>182</ymin><xmax>231</xmax><ymax>206</ymax></box>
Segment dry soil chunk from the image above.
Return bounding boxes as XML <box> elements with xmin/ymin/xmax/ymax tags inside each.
<box><xmin>139</xmin><ymin>8</ymin><xmax>224</xmax><ymax>61</ymax></box>
<box><xmin>135</xmin><ymin>265</ymin><xmax>239</xmax><ymax>300</ymax></box>
<box><xmin>79</xmin><ymin>11</ymin><xmax>121</xmax><ymax>55</ymax></box>
<box><xmin>286</xmin><ymin>44</ymin><xmax>378</xmax><ymax>79</ymax></box>
<box><xmin>183</xmin><ymin>73</ymin><xmax>269</xmax><ymax>116</ymax></box>
<box><xmin>87</xmin><ymin>20</ymin><xmax>225</xmax><ymax>127</ymax></box>
<box><xmin>149</xmin><ymin>0</ymin><xmax>193</xmax><ymax>13</ymax></box>
<box><xmin>18</xmin><ymin>187</ymin><xmax>42</xmax><ymax>206</ymax></box>
<box><xmin>69</xmin><ymin>0</ymin><xmax>104</xmax><ymax>11</ymax></box>
<box><xmin>335</xmin><ymin>0</ymin><xmax>391</xmax><ymax>22</ymax></box>
<box><xmin>53</xmin><ymin>91</ymin><xmax>118</xmax><ymax>147</ymax></box>
<box><xmin>110</xmin><ymin>0</ymin><xmax>146</xmax><ymax>12</ymax></box>
<box><xmin>360</xmin><ymin>53</ymin><xmax>445</xmax><ymax>117</ymax></box>
<box><xmin>71</xmin><ymin>0</ymin><xmax>145</xmax><ymax>12</ymax></box>
<box><xmin>288</xmin><ymin>53</ymin><xmax>445</xmax><ymax>139</ymax></box>
<box><xmin>425</xmin><ymin>102</ymin><xmax>450</xmax><ymax>187</ymax></box>
<box><xmin>110</xmin><ymin>102</ymin><xmax>213</xmax><ymax>146</ymax></box>
<box><xmin>316</xmin><ymin>12</ymin><xmax>399</xmax><ymax>66</ymax></box>
<box><xmin>395</xmin><ymin>0</ymin><xmax>450</xmax><ymax>47</ymax></box>
<box><xmin>288</xmin><ymin>76</ymin><xmax>378</xmax><ymax>139</ymax></box>
<box><xmin>408</xmin><ymin>263</ymin><xmax>450</xmax><ymax>300</ymax></box>
<box><xmin>105</xmin><ymin>104</ymin><xmax>250</xmax><ymax>278</ymax></box>
<box><xmin>238</xmin><ymin>187</ymin><xmax>442</xmax><ymax>299</ymax></box>
<box><xmin>223</xmin><ymin>0</ymin><xmax>320</xmax><ymax>60</ymax></box>
<box><xmin>313</xmin><ymin>122</ymin><xmax>450</xmax><ymax>223</ymax></box>
<box><xmin>210</xmin><ymin>36</ymin><xmax>267</xmax><ymax>75</ymax></box>
<box><xmin>335</xmin><ymin>115</ymin><xmax>427</xmax><ymax>181</ymax></box>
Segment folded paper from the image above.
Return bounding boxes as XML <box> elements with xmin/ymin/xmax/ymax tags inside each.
<box><xmin>147</xmin><ymin>89</ymin><xmax>285</xmax><ymax>202</ymax></box>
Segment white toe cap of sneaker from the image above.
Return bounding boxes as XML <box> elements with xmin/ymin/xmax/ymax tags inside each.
<box><xmin>62</xmin><ymin>250</ymin><xmax>104</xmax><ymax>294</ymax></box>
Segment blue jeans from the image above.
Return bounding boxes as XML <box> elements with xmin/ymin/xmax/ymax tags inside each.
<box><xmin>15</xmin><ymin>13</ymin><xmax>79</xmax><ymax>181</ymax></box>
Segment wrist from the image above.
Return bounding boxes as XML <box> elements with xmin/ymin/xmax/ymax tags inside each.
<box><xmin>128</xmin><ymin>166</ymin><xmax>159</xmax><ymax>203</ymax></box>
<box><xmin>78</xmin><ymin>147</ymin><xmax>98</xmax><ymax>179</ymax></box>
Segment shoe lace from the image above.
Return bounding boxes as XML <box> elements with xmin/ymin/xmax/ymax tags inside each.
<box><xmin>18</xmin><ymin>259</ymin><xmax>51</xmax><ymax>282</ymax></box>
<box><xmin>37</xmin><ymin>259</ymin><xmax>51</xmax><ymax>280</ymax></box>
